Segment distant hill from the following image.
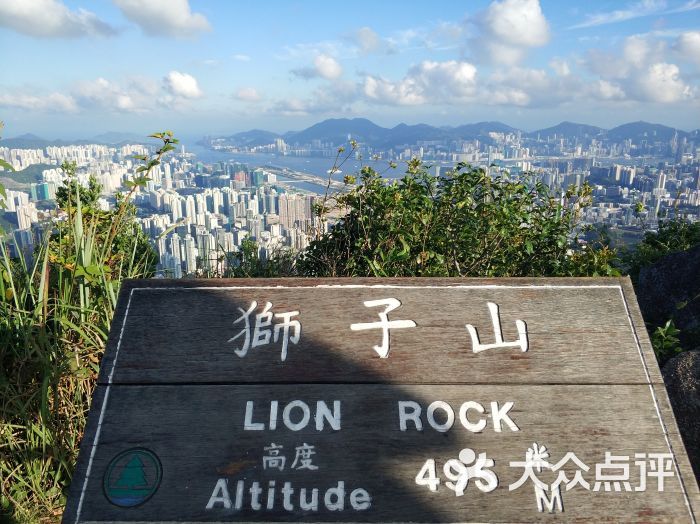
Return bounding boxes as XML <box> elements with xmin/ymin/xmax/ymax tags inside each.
<box><xmin>0</xmin><ymin>163</ymin><xmax>53</xmax><ymax>187</ymax></box>
<box><xmin>530</xmin><ymin>121</ymin><xmax>604</xmax><ymax>139</ymax></box>
<box><xmin>286</xmin><ymin>118</ymin><xmax>389</xmax><ymax>146</ymax></box>
<box><xmin>0</xmin><ymin>134</ymin><xmax>101</xmax><ymax>149</ymax></box>
<box><xmin>0</xmin><ymin>132</ymin><xmax>154</xmax><ymax>150</ymax></box>
<box><xmin>284</xmin><ymin>119</ymin><xmax>522</xmax><ymax>147</ymax></box>
<box><xmin>222</xmin><ymin>129</ymin><xmax>282</xmax><ymax>148</ymax></box>
<box><xmin>0</xmin><ymin>134</ymin><xmax>54</xmax><ymax>149</ymax></box>
<box><xmin>91</xmin><ymin>131</ymin><xmax>150</xmax><ymax>144</ymax></box>
<box><xmin>384</xmin><ymin>123</ymin><xmax>453</xmax><ymax>146</ymax></box>
<box><xmin>607</xmin><ymin>121</ymin><xmax>686</xmax><ymax>142</ymax></box>
<box><xmin>451</xmin><ymin>121</ymin><xmax>520</xmax><ymax>139</ymax></box>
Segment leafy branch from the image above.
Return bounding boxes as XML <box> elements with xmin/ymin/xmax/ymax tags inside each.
<box><xmin>103</xmin><ymin>131</ymin><xmax>178</xmax><ymax>252</ymax></box>
<box><xmin>313</xmin><ymin>139</ymin><xmax>358</xmax><ymax>238</ymax></box>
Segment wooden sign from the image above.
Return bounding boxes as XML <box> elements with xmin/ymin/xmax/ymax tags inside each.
<box><xmin>63</xmin><ymin>277</ymin><xmax>700</xmax><ymax>523</ymax></box>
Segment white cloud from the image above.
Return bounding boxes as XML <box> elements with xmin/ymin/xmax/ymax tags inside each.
<box><xmin>571</xmin><ymin>0</ymin><xmax>700</xmax><ymax>29</ymax></box>
<box><xmin>428</xmin><ymin>21</ymin><xmax>466</xmax><ymax>48</ymax></box>
<box><xmin>666</xmin><ymin>0</ymin><xmax>700</xmax><ymax>12</ymax></box>
<box><xmin>593</xmin><ymin>80</ymin><xmax>627</xmax><ymax>100</ymax></box>
<box><xmin>675</xmin><ymin>31</ymin><xmax>700</xmax><ymax>66</ymax></box>
<box><xmin>364</xmin><ymin>60</ymin><xmax>477</xmax><ymax>106</ymax></box>
<box><xmin>278</xmin><ymin>41</ymin><xmax>352</xmax><ymax>62</ymax></box>
<box><xmin>233</xmin><ymin>54</ymin><xmax>251</xmax><ymax>62</ymax></box>
<box><xmin>314</xmin><ymin>54</ymin><xmax>342</xmax><ymax>80</ymax></box>
<box><xmin>0</xmin><ymin>0</ymin><xmax>116</xmax><ymax>38</ymax></box>
<box><xmin>487</xmin><ymin>88</ymin><xmax>531</xmax><ymax>106</ymax></box>
<box><xmin>235</xmin><ymin>87</ymin><xmax>262</xmax><ymax>102</ymax></box>
<box><xmin>636</xmin><ymin>62</ymin><xmax>693</xmax><ymax>102</ymax></box>
<box><xmin>583</xmin><ymin>34</ymin><xmax>697</xmax><ymax>104</ymax></box>
<box><xmin>585</xmin><ymin>49</ymin><xmax>630</xmax><ymax>79</ymax></box>
<box><xmin>271</xmin><ymin>81</ymin><xmax>359</xmax><ymax>116</ymax></box>
<box><xmin>622</xmin><ymin>35</ymin><xmax>667</xmax><ymax>67</ymax></box>
<box><xmin>355</xmin><ymin>27</ymin><xmax>382</xmax><ymax>54</ymax></box>
<box><xmin>114</xmin><ymin>0</ymin><xmax>210</xmax><ymax>37</ymax></box>
<box><xmin>483</xmin><ymin>0</ymin><xmax>549</xmax><ymax>47</ymax></box>
<box><xmin>0</xmin><ymin>92</ymin><xmax>78</xmax><ymax>112</ymax></box>
<box><xmin>472</xmin><ymin>0</ymin><xmax>550</xmax><ymax>65</ymax></box>
<box><xmin>549</xmin><ymin>58</ymin><xmax>571</xmax><ymax>76</ymax></box>
<box><xmin>272</xmin><ymin>98</ymin><xmax>312</xmax><ymax>116</ymax></box>
<box><xmin>292</xmin><ymin>54</ymin><xmax>343</xmax><ymax>80</ymax></box>
<box><xmin>481</xmin><ymin>66</ymin><xmax>633</xmax><ymax>108</ymax></box>
<box><xmin>364</xmin><ymin>76</ymin><xmax>425</xmax><ymax>106</ymax></box>
<box><xmin>349</xmin><ymin>26</ymin><xmax>401</xmax><ymax>54</ymax></box>
<box><xmin>483</xmin><ymin>67</ymin><xmax>561</xmax><ymax>107</ymax></box>
<box><xmin>569</xmin><ymin>0</ymin><xmax>666</xmax><ymax>29</ymax></box>
<box><xmin>163</xmin><ymin>71</ymin><xmax>203</xmax><ymax>99</ymax></box>
<box><xmin>73</xmin><ymin>77</ymin><xmax>153</xmax><ymax>112</ymax></box>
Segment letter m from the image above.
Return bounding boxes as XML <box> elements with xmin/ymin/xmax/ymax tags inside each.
<box><xmin>535</xmin><ymin>485</ymin><xmax>563</xmax><ymax>513</ymax></box>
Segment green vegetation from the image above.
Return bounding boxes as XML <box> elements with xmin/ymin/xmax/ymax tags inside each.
<box><xmin>0</xmin><ymin>164</ymin><xmax>52</xmax><ymax>187</ymax></box>
<box><xmin>621</xmin><ymin>218</ymin><xmax>700</xmax><ymax>362</ymax></box>
<box><xmin>0</xmin><ymin>132</ymin><xmax>175</xmax><ymax>523</ymax></box>
<box><xmin>623</xmin><ymin>219</ymin><xmax>700</xmax><ymax>282</ymax></box>
<box><xmin>651</xmin><ymin>320</ymin><xmax>684</xmax><ymax>364</ymax></box>
<box><xmin>54</xmin><ymin>170</ymin><xmax>101</xmax><ymax>210</ymax></box>
<box><xmin>299</xmin><ymin>160</ymin><xmax>617</xmax><ymax>277</ymax></box>
<box><xmin>220</xmin><ymin>237</ymin><xmax>296</xmax><ymax>278</ymax></box>
<box><xmin>0</xmin><ymin>214</ymin><xmax>14</xmax><ymax>234</ymax></box>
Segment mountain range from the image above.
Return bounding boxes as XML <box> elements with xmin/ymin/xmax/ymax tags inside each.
<box><xmin>213</xmin><ymin>118</ymin><xmax>700</xmax><ymax>149</ymax></box>
<box><xmin>2</xmin><ymin>120</ymin><xmax>699</xmax><ymax>150</ymax></box>
<box><xmin>0</xmin><ymin>132</ymin><xmax>153</xmax><ymax>150</ymax></box>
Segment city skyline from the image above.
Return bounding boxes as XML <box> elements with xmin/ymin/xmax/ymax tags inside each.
<box><xmin>1</xmin><ymin>0</ymin><xmax>700</xmax><ymax>138</ymax></box>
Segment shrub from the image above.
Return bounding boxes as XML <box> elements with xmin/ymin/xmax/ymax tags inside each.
<box><xmin>299</xmin><ymin>160</ymin><xmax>618</xmax><ymax>278</ymax></box>
<box><xmin>623</xmin><ymin>219</ymin><xmax>700</xmax><ymax>282</ymax></box>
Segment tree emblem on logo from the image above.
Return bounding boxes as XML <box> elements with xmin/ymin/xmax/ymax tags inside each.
<box><xmin>103</xmin><ymin>448</ymin><xmax>162</xmax><ymax>507</ymax></box>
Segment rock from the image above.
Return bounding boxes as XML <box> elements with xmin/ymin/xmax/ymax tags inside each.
<box><xmin>636</xmin><ymin>243</ymin><xmax>700</xmax><ymax>350</ymax></box>
<box><xmin>662</xmin><ymin>350</ymin><xmax>700</xmax><ymax>484</ymax></box>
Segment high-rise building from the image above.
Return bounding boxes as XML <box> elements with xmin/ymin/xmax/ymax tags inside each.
<box><xmin>183</xmin><ymin>234</ymin><xmax>197</xmax><ymax>275</ymax></box>
<box><xmin>16</xmin><ymin>203</ymin><xmax>37</xmax><ymax>230</ymax></box>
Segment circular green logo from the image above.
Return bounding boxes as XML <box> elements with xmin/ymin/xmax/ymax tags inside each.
<box><xmin>103</xmin><ymin>448</ymin><xmax>162</xmax><ymax>507</ymax></box>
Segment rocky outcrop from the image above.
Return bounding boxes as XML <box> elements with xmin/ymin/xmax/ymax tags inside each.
<box><xmin>636</xmin><ymin>243</ymin><xmax>700</xmax><ymax>351</ymax></box>
<box><xmin>636</xmin><ymin>244</ymin><xmax>700</xmax><ymax>482</ymax></box>
<box><xmin>662</xmin><ymin>351</ymin><xmax>700</xmax><ymax>483</ymax></box>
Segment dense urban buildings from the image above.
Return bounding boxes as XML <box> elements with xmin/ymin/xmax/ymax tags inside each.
<box><xmin>1</xmin><ymin>119</ymin><xmax>699</xmax><ymax>276</ymax></box>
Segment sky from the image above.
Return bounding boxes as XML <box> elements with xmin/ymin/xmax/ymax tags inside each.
<box><xmin>1</xmin><ymin>0</ymin><xmax>699</xmax><ymax>139</ymax></box>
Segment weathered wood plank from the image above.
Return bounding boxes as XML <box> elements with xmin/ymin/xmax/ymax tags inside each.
<box><xmin>63</xmin><ymin>277</ymin><xmax>700</xmax><ymax>524</ymax></box>
<box><xmin>100</xmin><ymin>280</ymin><xmax>652</xmax><ymax>385</ymax></box>
<box><xmin>72</xmin><ymin>384</ymin><xmax>699</xmax><ymax>523</ymax></box>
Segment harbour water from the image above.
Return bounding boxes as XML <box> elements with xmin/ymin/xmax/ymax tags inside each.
<box><xmin>185</xmin><ymin>144</ymin><xmax>455</xmax><ymax>194</ymax></box>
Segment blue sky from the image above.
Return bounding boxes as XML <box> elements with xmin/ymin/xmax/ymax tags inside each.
<box><xmin>1</xmin><ymin>0</ymin><xmax>699</xmax><ymax>139</ymax></box>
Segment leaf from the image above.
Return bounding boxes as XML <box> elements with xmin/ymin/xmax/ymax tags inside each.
<box><xmin>74</xmin><ymin>367</ymin><xmax>92</xmax><ymax>379</ymax></box>
<box><xmin>0</xmin><ymin>159</ymin><xmax>15</xmax><ymax>172</ymax></box>
<box><xmin>398</xmin><ymin>236</ymin><xmax>410</xmax><ymax>257</ymax></box>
